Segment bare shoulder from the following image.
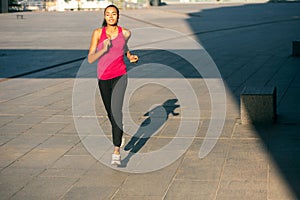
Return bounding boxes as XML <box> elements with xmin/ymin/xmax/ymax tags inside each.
<box><xmin>122</xmin><ymin>27</ymin><xmax>131</xmax><ymax>40</ymax></box>
<box><xmin>93</xmin><ymin>28</ymin><xmax>102</xmax><ymax>37</ymax></box>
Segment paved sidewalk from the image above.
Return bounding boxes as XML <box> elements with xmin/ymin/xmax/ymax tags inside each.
<box><xmin>1</xmin><ymin>3</ymin><xmax>300</xmax><ymax>200</ymax></box>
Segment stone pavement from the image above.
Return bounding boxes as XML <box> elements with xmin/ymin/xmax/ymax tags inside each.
<box><xmin>1</xmin><ymin>3</ymin><xmax>300</xmax><ymax>200</ymax></box>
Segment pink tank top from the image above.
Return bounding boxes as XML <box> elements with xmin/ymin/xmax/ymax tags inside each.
<box><xmin>97</xmin><ymin>26</ymin><xmax>126</xmax><ymax>80</ymax></box>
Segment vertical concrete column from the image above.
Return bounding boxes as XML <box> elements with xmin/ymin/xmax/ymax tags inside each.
<box><xmin>0</xmin><ymin>0</ymin><xmax>8</xmax><ymax>13</ymax></box>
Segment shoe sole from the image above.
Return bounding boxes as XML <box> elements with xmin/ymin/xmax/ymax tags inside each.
<box><xmin>111</xmin><ymin>161</ymin><xmax>121</xmax><ymax>165</ymax></box>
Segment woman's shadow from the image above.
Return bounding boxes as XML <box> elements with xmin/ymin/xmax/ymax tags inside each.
<box><xmin>119</xmin><ymin>98</ymin><xmax>180</xmax><ymax>168</ymax></box>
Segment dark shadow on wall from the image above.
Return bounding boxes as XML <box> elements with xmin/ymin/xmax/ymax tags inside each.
<box><xmin>183</xmin><ymin>2</ymin><xmax>300</xmax><ymax>198</ymax></box>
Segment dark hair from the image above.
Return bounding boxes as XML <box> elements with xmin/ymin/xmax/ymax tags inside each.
<box><xmin>102</xmin><ymin>5</ymin><xmax>120</xmax><ymax>27</ymax></box>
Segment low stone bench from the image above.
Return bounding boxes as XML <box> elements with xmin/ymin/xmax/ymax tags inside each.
<box><xmin>292</xmin><ymin>40</ymin><xmax>300</xmax><ymax>56</ymax></box>
<box><xmin>240</xmin><ymin>86</ymin><xmax>277</xmax><ymax>125</ymax></box>
<box><xmin>16</xmin><ymin>14</ymin><xmax>23</xmax><ymax>19</ymax></box>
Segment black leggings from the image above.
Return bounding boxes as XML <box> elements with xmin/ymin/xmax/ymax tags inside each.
<box><xmin>98</xmin><ymin>75</ymin><xmax>127</xmax><ymax>147</ymax></box>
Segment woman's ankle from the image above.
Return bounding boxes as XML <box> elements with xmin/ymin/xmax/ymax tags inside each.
<box><xmin>114</xmin><ymin>146</ymin><xmax>120</xmax><ymax>155</ymax></box>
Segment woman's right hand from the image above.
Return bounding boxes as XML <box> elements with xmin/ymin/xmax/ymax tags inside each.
<box><xmin>88</xmin><ymin>28</ymin><xmax>111</xmax><ymax>64</ymax></box>
<box><xmin>102</xmin><ymin>38</ymin><xmax>111</xmax><ymax>52</ymax></box>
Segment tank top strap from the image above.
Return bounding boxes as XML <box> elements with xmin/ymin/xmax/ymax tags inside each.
<box><xmin>118</xmin><ymin>26</ymin><xmax>122</xmax><ymax>34</ymax></box>
<box><xmin>99</xmin><ymin>26</ymin><xmax>107</xmax><ymax>43</ymax></box>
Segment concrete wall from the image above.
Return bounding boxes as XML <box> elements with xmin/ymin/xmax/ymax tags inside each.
<box><xmin>0</xmin><ymin>0</ymin><xmax>8</xmax><ymax>13</ymax></box>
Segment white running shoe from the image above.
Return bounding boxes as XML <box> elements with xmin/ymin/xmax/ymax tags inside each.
<box><xmin>111</xmin><ymin>154</ymin><xmax>121</xmax><ymax>165</ymax></box>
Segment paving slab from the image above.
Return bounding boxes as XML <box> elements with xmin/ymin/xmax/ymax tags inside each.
<box><xmin>1</xmin><ymin>2</ymin><xmax>300</xmax><ymax>200</ymax></box>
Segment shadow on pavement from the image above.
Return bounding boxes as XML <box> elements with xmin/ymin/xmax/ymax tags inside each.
<box><xmin>184</xmin><ymin>2</ymin><xmax>300</xmax><ymax>198</ymax></box>
<box><xmin>121</xmin><ymin>98</ymin><xmax>180</xmax><ymax>168</ymax></box>
<box><xmin>0</xmin><ymin>49</ymin><xmax>87</xmax><ymax>79</ymax></box>
<box><xmin>0</xmin><ymin>49</ymin><xmax>202</xmax><ymax>79</ymax></box>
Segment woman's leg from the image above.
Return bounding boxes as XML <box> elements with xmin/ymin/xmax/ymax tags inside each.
<box><xmin>98</xmin><ymin>78</ymin><xmax>113</xmax><ymax>122</ymax></box>
<box><xmin>111</xmin><ymin>75</ymin><xmax>127</xmax><ymax>148</ymax></box>
<box><xmin>98</xmin><ymin>75</ymin><xmax>127</xmax><ymax>150</ymax></box>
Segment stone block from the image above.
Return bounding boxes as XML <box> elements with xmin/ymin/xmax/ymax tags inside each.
<box><xmin>240</xmin><ymin>86</ymin><xmax>276</xmax><ymax>125</ymax></box>
<box><xmin>292</xmin><ymin>40</ymin><xmax>300</xmax><ymax>56</ymax></box>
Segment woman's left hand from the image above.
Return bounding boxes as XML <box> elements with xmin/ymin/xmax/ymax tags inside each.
<box><xmin>129</xmin><ymin>55</ymin><xmax>139</xmax><ymax>63</ymax></box>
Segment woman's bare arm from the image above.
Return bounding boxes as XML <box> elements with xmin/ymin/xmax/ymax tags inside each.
<box><xmin>88</xmin><ymin>28</ymin><xmax>111</xmax><ymax>64</ymax></box>
<box><xmin>123</xmin><ymin>28</ymin><xmax>139</xmax><ymax>63</ymax></box>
